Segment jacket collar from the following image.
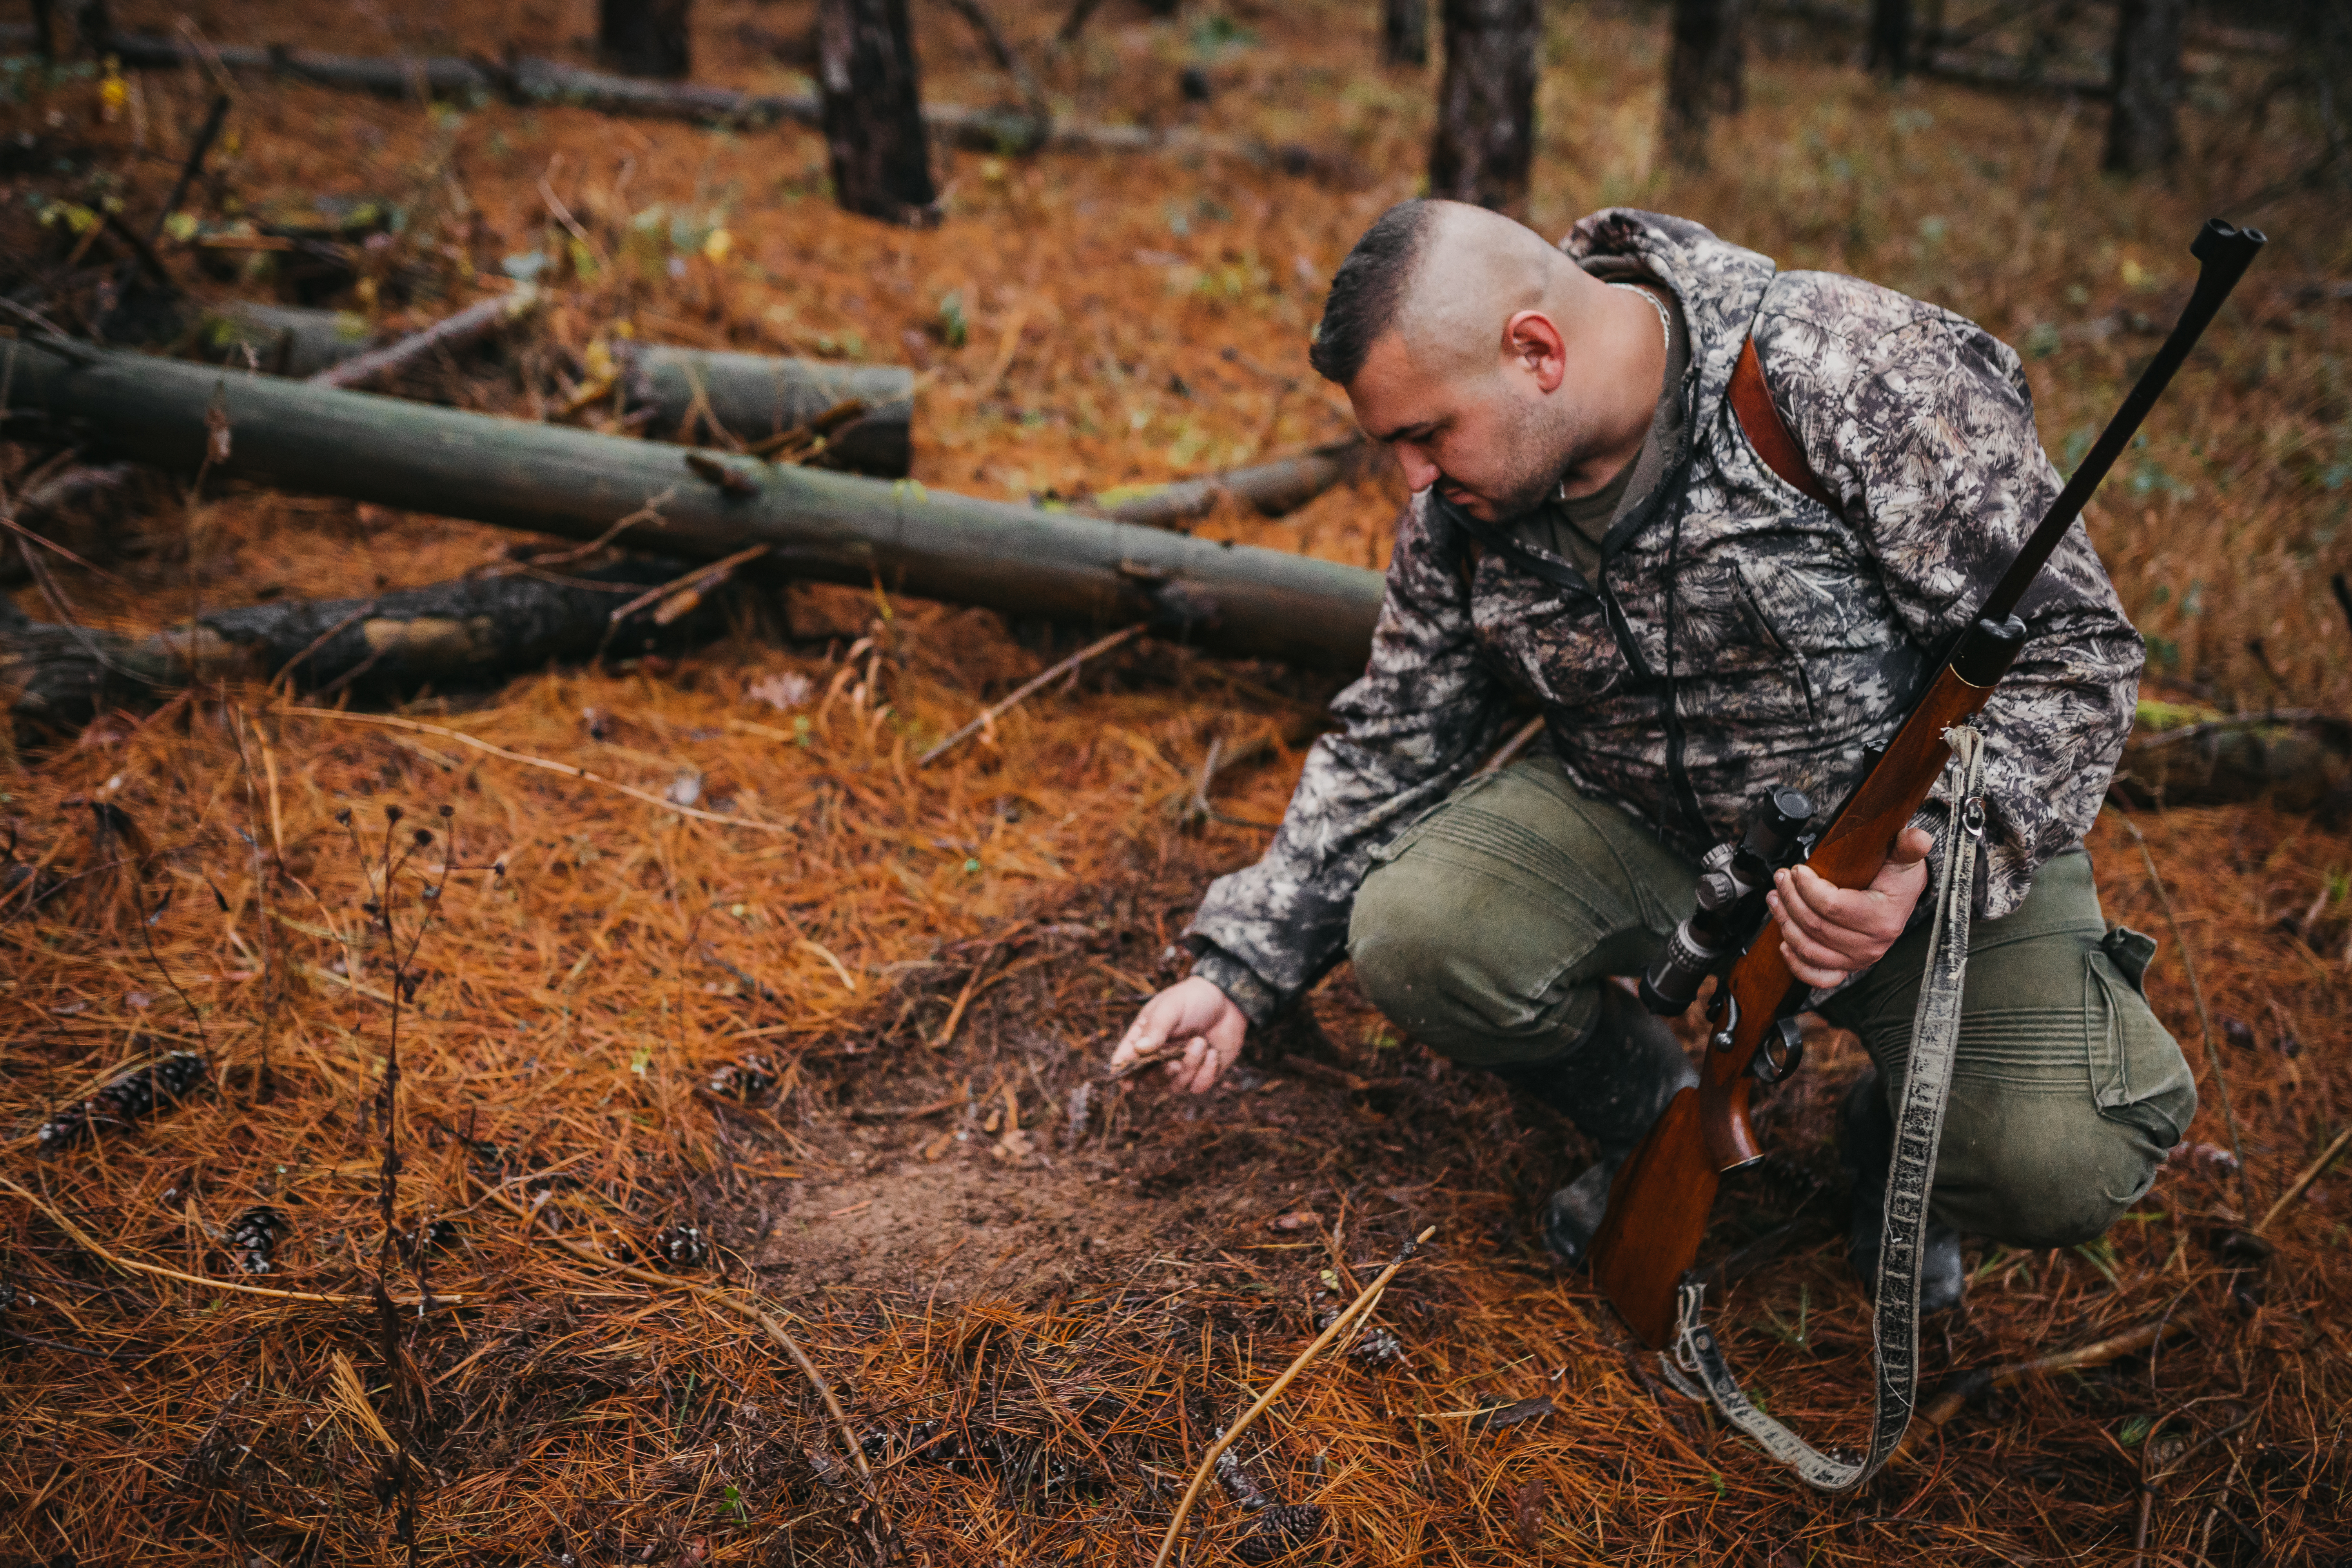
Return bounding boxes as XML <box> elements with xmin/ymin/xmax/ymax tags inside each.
<box><xmin>1560</xmin><ymin>210</ymin><xmax>1779</xmax><ymax>557</ymax></box>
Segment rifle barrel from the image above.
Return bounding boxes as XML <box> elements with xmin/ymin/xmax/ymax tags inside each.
<box><xmin>1979</xmin><ymin>219</ymin><xmax>2266</xmax><ymax>625</ymax></box>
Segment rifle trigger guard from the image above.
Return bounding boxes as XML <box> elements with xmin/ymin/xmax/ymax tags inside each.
<box><xmin>1750</xmin><ymin>1016</ymin><xmax>1805</xmax><ymax>1084</ymax></box>
<box><xmin>1709</xmin><ymin>995</ymin><xmax>1740</xmax><ymax>1054</ymax></box>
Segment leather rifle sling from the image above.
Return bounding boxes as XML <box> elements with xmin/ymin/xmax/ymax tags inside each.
<box><xmin>1728</xmin><ymin>336</ymin><xmax>1840</xmax><ymax>513</ymax></box>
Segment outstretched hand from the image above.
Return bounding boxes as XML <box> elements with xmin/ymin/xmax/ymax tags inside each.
<box><xmin>1109</xmin><ymin>976</ymin><xmax>1248</xmax><ymax>1095</ymax></box>
<box><xmin>1766</xmin><ymin>824</ymin><xmax>1935</xmax><ymax>989</ymax></box>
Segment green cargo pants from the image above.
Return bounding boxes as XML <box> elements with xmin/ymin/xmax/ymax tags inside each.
<box><xmin>1348</xmin><ymin>756</ymin><xmax>2198</xmax><ymax>1248</ymax></box>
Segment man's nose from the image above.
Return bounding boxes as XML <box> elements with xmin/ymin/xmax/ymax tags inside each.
<box><xmin>1393</xmin><ymin>443</ymin><xmax>1439</xmax><ymax>493</ymax></box>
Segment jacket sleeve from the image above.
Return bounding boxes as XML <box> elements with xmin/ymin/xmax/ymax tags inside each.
<box><xmin>1778</xmin><ymin>306</ymin><xmax>2144</xmax><ymax>918</ymax></box>
<box><xmin>1185</xmin><ymin>492</ymin><xmax>1517</xmax><ymax>1022</ymax></box>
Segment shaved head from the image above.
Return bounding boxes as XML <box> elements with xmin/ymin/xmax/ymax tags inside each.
<box><xmin>1310</xmin><ymin>200</ymin><xmax>1661</xmax><ymax>522</ymax></box>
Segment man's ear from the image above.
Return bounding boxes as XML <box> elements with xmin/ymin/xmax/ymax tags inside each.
<box><xmin>1503</xmin><ymin>309</ymin><xmax>1568</xmax><ymax>394</ymax></box>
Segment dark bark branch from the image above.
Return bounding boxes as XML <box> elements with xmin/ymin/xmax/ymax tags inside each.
<box><xmin>1428</xmin><ymin>0</ymin><xmax>1541</xmax><ymax>216</ymax></box>
<box><xmin>2</xmin><ymin>558</ymin><xmax>739</xmax><ymax>735</ymax></box>
<box><xmin>1662</xmin><ymin>0</ymin><xmax>1746</xmax><ymax>170</ymax></box>
<box><xmin>1382</xmin><ymin>0</ymin><xmax>1429</xmax><ymax>67</ymax></box>
<box><xmin>819</xmin><ymin>0</ymin><xmax>941</xmax><ymax>226</ymax></box>
<box><xmin>2106</xmin><ymin>0</ymin><xmax>2186</xmax><ymax>173</ymax></box>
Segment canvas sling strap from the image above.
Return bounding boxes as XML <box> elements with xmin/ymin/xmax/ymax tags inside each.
<box><xmin>1659</xmin><ymin>726</ymin><xmax>1990</xmax><ymax>1492</ymax></box>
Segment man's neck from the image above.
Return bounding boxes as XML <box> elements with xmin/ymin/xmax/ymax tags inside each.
<box><xmin>1555</xmin><ymin>283</ymin><xmax>1670</xmax><ymax>502</ymax></box>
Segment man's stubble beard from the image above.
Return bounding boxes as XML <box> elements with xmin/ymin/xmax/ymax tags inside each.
<box><xmin>1461</xmin><ymin>393</ymin><xmax>1573</xmax><ymax>521</ymax></box>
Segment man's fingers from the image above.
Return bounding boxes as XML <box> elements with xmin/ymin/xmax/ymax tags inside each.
<box><xmin>1884</xmin><ymin>825</ymin><xmax>1935</xmax><ymax>871</ymax></box>
<box><xmin>1774</xmin><ymin>907</ymin><xmax>1862</xmax><ymax>973</ymax></box>
<box><xmin>1111</xmin><ymin>1000</ymin><xmax>1176</xmax><ymax>1068</ymax></box>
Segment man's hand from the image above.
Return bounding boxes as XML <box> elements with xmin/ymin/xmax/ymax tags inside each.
<box><xmin>1109</xmin><ymin>976</ymin><xmax>1248</xmax><ymax>1095</ymax></box>
<box><xmin>1766</xmin><ymin>825</ymin><xmax>1935</xmax><ymax>989</ymax></box>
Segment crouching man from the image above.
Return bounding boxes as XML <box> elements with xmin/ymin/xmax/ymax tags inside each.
<box><xmin>1109</xmin><ymin>200</ymin><xmax>2196</xmax><ymax>1310</ymax></box>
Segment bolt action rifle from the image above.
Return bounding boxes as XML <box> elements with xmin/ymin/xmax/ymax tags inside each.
<box><xmin>1589</xmin><ymin>218</ymin><xmax>2269</xmax><ymax>1350</ymax></box>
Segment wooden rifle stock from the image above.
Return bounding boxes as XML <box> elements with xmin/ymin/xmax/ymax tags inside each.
<box><xmin>1587</xmin><ymin>218</ymin><xmax>2268</xmax><ymax>1350</ymax></box>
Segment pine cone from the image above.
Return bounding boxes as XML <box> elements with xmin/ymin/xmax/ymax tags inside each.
<box><xmin>707</xmin><ymin>1056</ymin><xmax>776</xmax><ymax>1102</ymax></box>
<box><xmin>38</xmin><ymin>1051</ymin><xmax>207</xmax><ymax>1152</ymax></box>
<box><xmin>1236</xmin><ymin>1503</ymin><xmax>1325</xmax><ymax>1563</ymax></box>
<box><xmin>227</xmin><ymin>1205</ymin><xmax>285</xmax><ymax>1274</ymax></box>
<box><xmin>650</xmin><ymin>1223</ymin><xmax>710</xmax><ymax>1270</ymax></box>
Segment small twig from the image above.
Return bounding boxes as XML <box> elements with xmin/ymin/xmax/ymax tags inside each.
<box><xmin>603</xmin><ymin>544</ymin><xmax>768</xmax><ymax>630</ymax></box>
<box><xmin>1892</xmin><ymin>1314</ymin><xmax>2194</xmax><ymax>1463</ymax></box>
<box><xmin>498</xmin><ymin>490</ymin><xmax>676</xmax><ymax>570</ymax></box>
<box><xmin>1476</xmin><ymin>713</ymin><xmax>1546</xmax><ymax>775</ymax></box>
<box><xmin>307</xmin><ymin>289</ymin><xmax>539</xmax><ymax>392</ymax></box>
<box><xmin>1101</xmin><ymin>1042</ymin><xmax>1191</xmax><ymax>1082</ymax></box>
<box><xmin>2113</xmin><ymin>814</ymin><xmax>2254</xmax><ymax>1218</ymax></box>
<box><xmin>265</xmin><ymin>598</ymin><xmax>379</xmax><ymax>696</ymax></box>
<box><xmin>919</xmin><ymin>624</ymin><xmax>1144</xmax><ymax>766</ymax></box>
<box><xmin>147</xmin><ymin>92</ymin><xmax>231</xmax><ymax>246</ymax></box>
<box><xmin>2253</xmin><ymin>1124</ymin><xmax>2351</xmax><ymax>1236</ymax></box>
<box><xmin>0</xmin><ymin>1174</ymin><xmax>461</xmax><ymax>1307</ymax></box>
<box><xmin>279</xmin><ymin>707</ymin><xmax>791</xmax><ymax>834</ymax></box>
<box><xmin>1149</xmin><ymin>1226</ymin><xmax>1435</xmax><ymax>1568</ymax></box>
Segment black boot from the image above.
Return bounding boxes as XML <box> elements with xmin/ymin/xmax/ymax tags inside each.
<box><xmin>1488</xmin><ymin>986</ymin><xmax>1698</xmax><ymax>1266</ymax></box>
<box><xmin>1840</xmin><ymin>1067</ymin><xmax>1965</xmax><ymax>1315</ymax></box>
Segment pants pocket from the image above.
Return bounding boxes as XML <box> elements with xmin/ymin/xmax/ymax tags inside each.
<box><xmin>2084</xmin><ymin>927</ymin><xmax>2196</xmax><ymax>1149</ymax></box>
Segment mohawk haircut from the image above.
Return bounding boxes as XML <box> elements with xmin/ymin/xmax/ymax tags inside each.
<box><xmin>1307</xmin><ymin>200</ymin><xmax>1435</xmax><ymax>386</ymax></box>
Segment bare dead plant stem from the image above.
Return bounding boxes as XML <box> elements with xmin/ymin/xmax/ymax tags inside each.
<box><xmin>1149</xmin><ymin>1225</ymin><xmax>1434</xmax><ymax>1568</ymax></box>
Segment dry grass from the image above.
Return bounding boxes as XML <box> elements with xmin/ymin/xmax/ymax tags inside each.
<box><xmin>4</xmin><ymin>0</ymin><xmax>2350</xmax><ymax>1563</ymax></box>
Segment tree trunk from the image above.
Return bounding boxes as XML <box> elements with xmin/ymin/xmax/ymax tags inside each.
<box><xmin>1428</xmin><ymin>0</ymin><xmax>1541</xmax><ymax>216</ymax></box>
<box><xmin>74</xmin><ymin>0</ymin><xmax>109</xmax><ymax>54</ymax></box>
<box><xmin>818</xmin><ymin>0</ymin><xmax>940</xmax><ymax>227</ymax></box>
<box><xmin>1868</xmin><ymin>0</ymin><xmax>1911</xmax><ymax>78</ymax></box>
<box><xmin>599</xmin><ymin>0</ymin><xmax>692</xmax><ymax>79</ymax></box>
<box><xmin>1382</xmin><ymin>0</ymin><xmax>1428</xmax><ymax>67</ymax></box>
<box><xmin>2105</xmin><ymin>0</ymin><xmax>2186</xmax><ymax>174</ymax></box>
<box><xmin>3</xmin><ymin>341</ymin><xmax>1385</xmax><ymax>672</ymax></box>
<box><xmin>1661</xmin><ymin>0</ymin><xmax>1745</xmax><ymax>171</ymax></box>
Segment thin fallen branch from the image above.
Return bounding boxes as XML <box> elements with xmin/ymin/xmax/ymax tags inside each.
<box><xmin>917</xmin><ymin>623</ymin><xmax>1145</xmax><ymax>766</ymax></box>
<box><xmin>1085</xmin><ymin>438</ymin><xmax>1376</xmax><ymax>530</ymax></box>
<box><xmin>470</xmin><ymin>1177</ymin><xmax>872</xmax><ymax>1485</ymax></box>
<box><xmin>1150</xmin><ymin>1225</ymin><xmax>1435</xmax><ymax>1568</ymax></box>
<box><xmin>0</xmin><ymin>1173</ymin><xmax>462</xmax><ymax>1308</ymax></box>
<box><xmin>279</xmin><ymin>707</ymin><xmax>792</xmax><ymax>834</ymax></box>
<box><xmin>2253</xmin><ymin>1124</ymin><xmax>2352</xmax><ymax>1236</ymax></box>
<box><xmin>307</xmin><ymin>289</ymin><xmax>541</xmax><ymax>392</ymax></box>
<box><xmin>1476</xmin><ymin>713</ymin><xmax>1546</xmax><ymax>775</ymax></box>
<box><xmin>1891</xmin><ymin>1314</ymin><xmax>2196</xmax><ymax>1463</ymax></box>
<box><xmin>2112</xmin><ymin>814</ymin><xmax>2255</xmax><ymax>1219</ymax></box>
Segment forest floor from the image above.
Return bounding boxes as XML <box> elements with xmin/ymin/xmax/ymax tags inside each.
<box><xmin>3</xmin><ymin>0</ymin><xmax>2350</xmax><ymax>1563</ymax></box>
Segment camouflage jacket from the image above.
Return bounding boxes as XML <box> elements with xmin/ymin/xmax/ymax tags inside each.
<box><xmin>1187</xmin><ymin>209</ymin><xmax>2143</xmax><ymax>1025</ymax></box>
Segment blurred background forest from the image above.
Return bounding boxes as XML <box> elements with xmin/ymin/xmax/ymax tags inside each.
<box><xmin>2</xmin><ymin>0</ymin><xmax>2349</xmax><ymax>1563</ymax></box>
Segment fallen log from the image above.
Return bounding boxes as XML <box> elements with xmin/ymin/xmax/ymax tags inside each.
<box><xmin>1</xmin><ymin>341</ymin><xmax>1386</xmax><ymax>672</ymax></box>
<box><xmin>616</xmin><ymin>343</ymin><xmax>913</xmax><ymax>476</ymax></box>
<box><xmin>1086</xmin><ymin>438</ymin><xmax>1377</xmax><ymax>530</ymax></box>
<box><xmin>0</xmin><ymin>556</ymin><xmax>741</xmax><ymax>734</ymax></box>
<box><xmin>182</xmin><ymin>304</ymin><xmax>914</xmax><ymax>475</ymax></box>
<box><xmin>2112</xmin><ymin>704</ymin><xmax>2352</xmax><ymax>815</ymax></box>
